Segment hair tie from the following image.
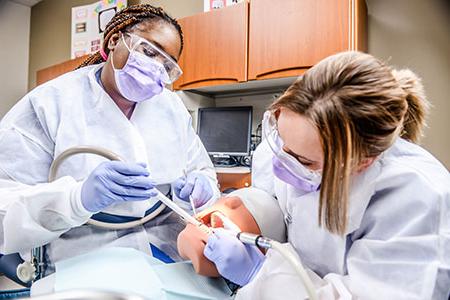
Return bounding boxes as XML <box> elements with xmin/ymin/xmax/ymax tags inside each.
<box><xmin>99</xmin><ymin>48</ymin><xmax>108</xmax><ymax>61</ymax></box>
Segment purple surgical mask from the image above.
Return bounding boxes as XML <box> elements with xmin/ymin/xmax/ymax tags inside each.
<box><xmin>111</xmin><ymin>37</ymin><xmax>170</xmax><ymax>102</ymax></box>
<box><xmin>272</xmin><ymin>156</ymin><xmax>321</xmax><ymax>193</ymax></box>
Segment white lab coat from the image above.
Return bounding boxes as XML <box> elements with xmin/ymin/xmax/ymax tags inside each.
<box><xmin>245</xmin><ymin>137</ymin><xmax>450</xmax><ymax>299</ymax></box>
<box><xmin>0</xmin><ymin>64</ymin><xmax>220</xmax><ymax>268</ymax></box>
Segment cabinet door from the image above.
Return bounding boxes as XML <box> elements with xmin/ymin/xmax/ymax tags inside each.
<box><xmin>248</xmin><ymin>0</ymin><xmax>367</xmax><ymax>80</ymax></box>
<box><xmin>217</xmin><ymin>172</ymin><xmax>251</xmax><ymax>192</ymax></box>
<box><xmin>173</xmin><ymin>2</ymin><xmax>249</xmax><ymax>90</ymax></box>
<box><xmin>36</xmin><ymin>55</ymin><xmax>89</xmax><ymax>86</ymax></box>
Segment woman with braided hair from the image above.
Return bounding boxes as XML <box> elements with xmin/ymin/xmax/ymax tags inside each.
<box><xmin>0</xmin><ymin>4</ymin><xmax>219</xmax><ymax>276</ymax></box>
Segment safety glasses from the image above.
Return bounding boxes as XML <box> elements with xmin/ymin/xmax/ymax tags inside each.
<box><xmin>123</xmin><ymin>32</ymin><xmax>183</xmax><ymax>83</ymax></box>
<box><xmin>262</xmin><ymin>111</ymin><xmax>322</xmax><ymax>183</ymax></box>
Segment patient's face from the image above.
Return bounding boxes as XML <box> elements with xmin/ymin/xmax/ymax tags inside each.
<box><xmin>177</xmin><ymin>196</ymin><xmax>261</xmax><ymax>277</ymax></box>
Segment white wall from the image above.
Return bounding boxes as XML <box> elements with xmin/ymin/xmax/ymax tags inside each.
<box><xmin>178</xmin><ymin>89</ymin><xmax>282</xmax><ymax>134</ymax></box>
<box><xmin>177</xmin><ymin>91</ymin><xmax>215</xmax><ymax>130</ymax></box>
<box><xmin>0</xmin><ymin>0</ymin><xmax>30</xmax><ymax>118</ymax></box>
<box><xmin>367</xmin><ymin>0</ymin><xmax>450</xmax><ymax>167</ymax></box>
<box><xmin>214</xmin><ymin>92</ymin><xmax>280</xmax><ymax>134</ymax></box>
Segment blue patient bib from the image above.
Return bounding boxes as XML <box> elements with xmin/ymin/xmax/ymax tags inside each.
<box><xmin>54</xmin><ymin>247</ymin><xmax>233</xmax><ymax>299</ymax></box>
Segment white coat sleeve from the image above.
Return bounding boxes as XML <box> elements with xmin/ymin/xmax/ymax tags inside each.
<box><xmin>0</xmin><ymin>97</ymin><xmax>92</xmax><ymax>255</ymax></box>
<box><xmin>236</xmin><ymin>243</ymin><xmax>346</xmax><ymax>300</ymax></box>
<box><xmin>251</xmin><ymin>139</ymin><xmax>275</xmax><ymax>197</ymax></box>
<box><xmin>343</xmin><ymin>168</ymin><xmax>450</xmax><ymax>300</ymax></box>
<box><xmin>237</xmin><ymin>169</ymin><xmax>450</xmax><ymax>299</ymax></box>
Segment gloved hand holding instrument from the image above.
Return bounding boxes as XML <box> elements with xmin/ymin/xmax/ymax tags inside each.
<box><xmin>81</xmin><ymin>161</ymin><xmax>158</xmax><ymax>212</ymax></box>
<box><xmin>173</xmin><ymin>172</ymin><xmax>214</xmax><ymax>210</ymax></box>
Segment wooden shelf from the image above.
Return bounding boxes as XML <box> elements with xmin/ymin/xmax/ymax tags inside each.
<box><xmin>215</xmin><ymin>166</ymin><xmax>251</xmax><ymax>174</ymax></box>
<box><xmin>217</xmin><ymin>171</ymin><xmax>251</xmax><ymax>192</ymax></box>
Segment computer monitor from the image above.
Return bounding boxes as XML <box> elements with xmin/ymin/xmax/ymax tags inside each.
<box><xmin>197</xmin><ymin>106</ymin><xmax>252</xmax><ymax>157</ymax></box>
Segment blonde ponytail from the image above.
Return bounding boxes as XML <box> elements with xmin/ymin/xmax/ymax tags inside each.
<box><xmin>392</xmin><ymin>69</ymin><xmax>430</xmax><ymax>143</ymax></box>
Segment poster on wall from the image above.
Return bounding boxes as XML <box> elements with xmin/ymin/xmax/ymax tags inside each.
<box><xmin>71</xmin><ymin>0</ymin><xmax>127</xmax><ymax>59</ymax></box>
<box><xmin>204</xmin><ymin>0</ymin><xmax>243</xmax><ymax>12</ymax></box>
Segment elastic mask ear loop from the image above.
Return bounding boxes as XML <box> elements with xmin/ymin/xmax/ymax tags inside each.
<box><xmin>111</xmin><ymin>33</ymin><xmax>132</xmax><ymax>70</ymax></box>
<box><xmin>122</xmin><ymin>33</ymin><xmax>133</xmax><ymax>52</ymax></box>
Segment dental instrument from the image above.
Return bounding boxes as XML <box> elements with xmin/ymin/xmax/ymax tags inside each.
<box><xmin>189</xmin><ymin>195</ymin><xmax>197</xmax><ymax>217</ymax></box>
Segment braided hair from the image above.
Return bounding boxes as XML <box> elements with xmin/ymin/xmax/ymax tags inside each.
<box><xmin>77</xmin><ymin>4</ymin><xmax>183</xmax><ymax>68</ymax></box>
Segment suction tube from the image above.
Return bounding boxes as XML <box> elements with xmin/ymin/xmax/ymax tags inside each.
<box><xmin>237</xmin><ymin>232</ymin><xmax>318</xmax><ymax>300</ymax></box>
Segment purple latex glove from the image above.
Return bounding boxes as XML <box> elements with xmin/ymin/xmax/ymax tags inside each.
<box><xmin>173</xmin><ymin>173</ymin><xmax>213</xmax><ymax>207</ymax></box>
<box><xmin>81</xmin><ymin>161</ymin><xmax>158</xmax><ymax>212</ymax></box>
<box><xmin>204</xmin><ymin>228</ymin><xmax>265</xmax><ymax>286</ymax></box>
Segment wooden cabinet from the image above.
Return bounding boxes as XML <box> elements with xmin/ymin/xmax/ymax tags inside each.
<box><xmin>38</xmin><ymin>1</ymin><xmax>367</xmax><ymax>90</ymax></box>
<box><xmin>36</xmin><ymin>55</ymin><xmax>89</xmax><ymax>86</ymax></box>
<box><xmin>216</xmin><ymin>167</ymin><xmax>251</xmax><ymax>192</ymax></box>
<box><xmin>248</xmin><ymin>0</ymin><xmax>367</xmax><ymax>80</ymax></box>
<box><xmin>173</xmin><ymin>2</ymin><xmax>249</xmax><ymax>90</ymax></box>
<box><xmin>174</xmin><ymin>0</ymin><xmax>367</xmax><ymax>89</ymax></box>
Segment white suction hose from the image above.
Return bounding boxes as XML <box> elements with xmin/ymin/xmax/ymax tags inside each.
<box><xmin>237</xmin><ymin>232</ymin><xmax>318</xmax><ymax>300</ymax></box>
<box><xmin>48</xmin><ymin>146</ymin><xmax>167</xmax><ymax>229</ymax></box>
<box><xmin>270</xmin><ymin>241</ymin><xmax>318</xmax><ymax>300</ymax></box>
<box><xmin>86</xmin><ymin>205</ymin><xmax>166</xmax><ymax>230</ymax></box>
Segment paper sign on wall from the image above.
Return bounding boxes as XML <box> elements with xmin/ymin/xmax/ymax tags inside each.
<box><xmin>71</xmin><ymin>0</ymin><xmax>127</xmax><ymax>59</ymax></box>
<box><xmin>204</xmin><ymin>0</ymin><xmax>243</xmax><ymax>12</ymax></box>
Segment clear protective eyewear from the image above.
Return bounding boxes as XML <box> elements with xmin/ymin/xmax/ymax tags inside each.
<box><xmin>123</xmin><ymin>32</ymin><xmax>183</xmax><ymax>83</ymax></box>
<box><xmin>262</xmin><ymin>111</ymin><xmax>322</xmax><ymax>184</ymax></box>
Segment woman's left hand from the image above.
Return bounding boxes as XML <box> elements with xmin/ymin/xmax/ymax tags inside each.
<box><xmin>173</xmin><ymin>173</ymin><xmax>213</xmax><ymax>207</ymax></box>
<box><xmin>203</xmin><ymin>228</ymin><xmax>265</xmax><ymax>286</ymax></box>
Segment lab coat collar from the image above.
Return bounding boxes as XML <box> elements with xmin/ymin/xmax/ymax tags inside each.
<box><xmin>87</xmin><ymin>63</ymin><xmax>138</xmax><ymax>123</ymax></box>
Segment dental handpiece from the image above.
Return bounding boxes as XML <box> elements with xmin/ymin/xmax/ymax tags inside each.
<box><xmin>236</xmin><ymin>232</ymin><xmax>273</xmax><ymax>249</ymax></box>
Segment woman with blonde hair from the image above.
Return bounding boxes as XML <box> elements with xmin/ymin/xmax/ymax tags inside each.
<box><xmin>204</xmin><ymin>51</ymin><xmax>449</xmax><ymax>299</ymax></box>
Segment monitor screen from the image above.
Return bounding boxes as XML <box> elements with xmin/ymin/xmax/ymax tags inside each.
<box><xmin>197</xmin><ymin>106</ymin><xmax>252</xmax><ymax>156</ymax></box>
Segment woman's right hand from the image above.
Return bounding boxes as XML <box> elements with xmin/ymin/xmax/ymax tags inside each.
<box><xmin>203</xmin><ymin>228</ymin><xmax>265</xmax><ymax>286</ymax></box>
<box><xmin>80</xmin><ymin>161</ymin><xmax>158</xmax><ymax>212</ymax></box>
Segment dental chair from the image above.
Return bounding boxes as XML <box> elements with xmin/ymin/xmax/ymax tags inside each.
<box><xmin>29</xmin><ymin>290</ymin><xmax>146</xmax><ymax>300</ymax></box>
<box><xmin>0</xmin><ymin>253</ymin><xmax>32</xmax><ymax>298</ymax></box>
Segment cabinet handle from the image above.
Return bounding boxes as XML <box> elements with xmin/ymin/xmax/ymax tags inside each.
<box><xmin>253</xmin><ymin>66</ymin><xmax>309</xmax><ymax>80</ymax></box>
<box><xmin>177</xmin><ymin>78</ymin><xmax>240</xmax><ymax>89</ymax></box>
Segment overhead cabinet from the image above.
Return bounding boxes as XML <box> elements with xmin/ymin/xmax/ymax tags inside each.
<box><xmin>174</xmin><ymin>2</ymin><xmax>249</xmax><ymax>90</ymax></box>
<box><xmin>173</xmin><ymin>0</ymin><xmax>367</xmax><ymax>90</ymax></box>
<box><xmin>248</xmin><ymin>0</ymin><xmax>367</xmax><ymax>80</ymax></box>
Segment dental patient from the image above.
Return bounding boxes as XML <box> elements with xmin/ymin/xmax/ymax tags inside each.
<box><xmin>177</xmin><ymin>187</ymin><xmax>286</xmax><ymax>277</ymax></box>
<box><xmin>31</xmin><ymin>187</ymin><xmax>286</xmax><ymax>299</ymax></box>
